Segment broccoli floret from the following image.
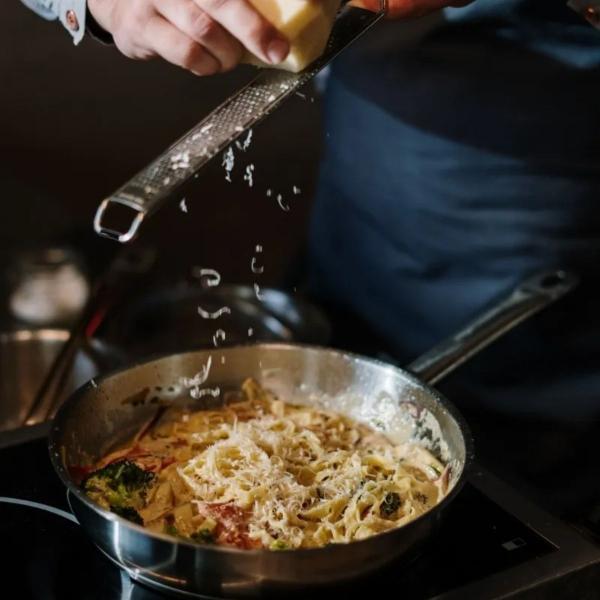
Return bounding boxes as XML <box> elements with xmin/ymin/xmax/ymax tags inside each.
<box><xmin>380</xmin><ymin>492</ymin><xmax>401</xmax><ymax>519</ymax></box>
<box><xmin>165</xmin><ymin>523</ymin><xmax>180</xmax><ymax>537</ymax></box>
<box><xmin>83</xmin><ymin>460</ymin><xmax>156</xmax><ymax>516</ymax></box>
<box><xmin>191</xmin><ymin>529</ymin><xmax>215</xmax><ymax>544</ymax></box>
<box><xmin>111</xmin><ymin>505</ymin><xmax>143</xmax><ymax>525</ymax></box>
<box><xmin>269</xmin><ymin>540</ymin><xmax>288</xmax><ymax>551</ymax></box>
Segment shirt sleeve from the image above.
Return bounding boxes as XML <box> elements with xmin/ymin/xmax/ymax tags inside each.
<box><xmin>567</xmin><ymin>0</ymin><xmax>600</xmax><ymax>29</ymax></box>
<box><xmin>21</xmin><ymin>0</ymin><xmax>87</xmax><ymax>45</ymax></box>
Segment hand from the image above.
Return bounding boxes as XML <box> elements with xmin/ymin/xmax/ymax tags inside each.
<box><xmin>87</xmin><ymin>0</ymin><xmax>291</xmax><ymax>75</ymax></box>
<box><xmin>350</xmin><ymin>0</ymin><xmax>473</xmax><ymax>19</ymax></box>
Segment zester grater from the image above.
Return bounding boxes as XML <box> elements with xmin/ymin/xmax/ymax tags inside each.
<box><xmin>93</xmin><ymin>1</ymin><xmax>387</xmax><ymax>243</ymax></box>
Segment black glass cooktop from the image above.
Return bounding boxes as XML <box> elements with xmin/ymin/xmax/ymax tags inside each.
<box><xmin>0</xmin><ymin>433</ymin><xmax>598</xmax><ymax>600</ymax></box>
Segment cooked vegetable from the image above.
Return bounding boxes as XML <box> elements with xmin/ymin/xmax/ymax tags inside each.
<box><xmin>191</xmin><ymin>529</ymin><xmax>215</xmax><ymax>544</ymax></box>
<box><xmin>111</xmin><ymin>505</ymin><xmax>143</xmax><ymax>525</ymax></box>
<box><xmin>83</xmin><ymin>460</ymin><xmax>156</xmax><ymax>518</ymax></box>
<box><xmin>270</xmin><ymin>540</ymin><xmax>288</xmax><ymax>551</ymax></box>
<box><xmin>380</xmin><ymin>492</ymin><xmax>401</xmax><ymax>518</ymax></box>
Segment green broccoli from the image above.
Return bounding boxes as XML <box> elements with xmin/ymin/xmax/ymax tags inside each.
<box><xmin>165</xmin><ymin>523</ymin><xmax>181</xmax><ymax>537</ymax></box>
<box><xmin>83</xmin><ymin>460</ymin><xmax>156</xmax><ymax>522</ymax></box>
<box><xmin>270</xmin><ymin>540</ymin><xmax>288</xmax><ymax>551</ymax></box>
<box><xmin>380</xmin><ymin>492</ymin><xmax>401</xmax><ymax>519</ymax></box>
<box><xmin>191</xmin><ymin>529</ymin><xmax>215</xmax><ymax>544</ymax></box>
<box><xmin>111</xmin><ymin>505</ymin><xmax>143</xmax><ymax>525</ymax></box>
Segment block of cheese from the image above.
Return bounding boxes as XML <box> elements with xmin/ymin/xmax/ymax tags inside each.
<box><xmin>244</xmin><ymin>0</ymin><xmax>342</xmax><ymax>73</ymax></box>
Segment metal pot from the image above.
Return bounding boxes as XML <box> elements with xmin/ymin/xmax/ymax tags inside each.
<box><xmin>0</xmin><ymin>329</ymin><xmax>127</xmax><ymax>432</ymax></box>
<box><xmin>48</xmin><ymin>270</ymin><xmax>576</xmax><ymax>598</ymax></box>
<box><xmin>0</xmin><ymin>330</ymin><xmax>98</xmax><ymax>432</ymax></box>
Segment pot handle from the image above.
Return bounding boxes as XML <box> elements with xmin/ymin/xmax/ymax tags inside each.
<box><xmin>406</xmin><ymin>269</ymin><xmax>578</xmax><ymax>386</ymax></box>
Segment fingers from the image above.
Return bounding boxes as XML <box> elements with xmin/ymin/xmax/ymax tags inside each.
<box><xmin>89</xmin><ymin>0</ymin><xmax>291</xmax><ymax>75</ymax></box>
<box><xmin>155</xmin><ymin>0</ymin><xmax>243</xmax><ymax>71</ymax></box>
<box><xmin>145</xmin><ymin>14</ymin><xmax>221</xmax><ymax>75</ymax></box>
<box><xmin>195</xmin><ymin>0</ymin><xmax>290</xmax><ymax>65</ymax></box>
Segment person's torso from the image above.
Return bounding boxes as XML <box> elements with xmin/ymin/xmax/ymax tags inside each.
<box><xmin>308</xmin><ymin>0</ymin><xmax>600</xmax><ymax>418</ymax></box>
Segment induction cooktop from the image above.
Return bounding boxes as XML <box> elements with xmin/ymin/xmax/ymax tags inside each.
<box><xmin>0</xmin><ymin>425</ymin><xmax>598</xmax><ymax>600</ymax></box>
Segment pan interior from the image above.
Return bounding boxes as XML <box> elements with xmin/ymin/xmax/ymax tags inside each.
<box><xmin>54</xmin><ymin>345</ymin><xmax>467</xmax><ymax>492</ymax></box>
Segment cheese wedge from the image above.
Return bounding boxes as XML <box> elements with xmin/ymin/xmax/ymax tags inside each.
<box><xmin>244</xmin><ymin>0</ymin><xmax>341</xmax><ymax>73</ymax></box>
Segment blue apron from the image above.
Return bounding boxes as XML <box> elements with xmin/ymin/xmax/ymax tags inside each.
<box><xmin>308</xmin><ymin>0</ymin><xmax>600</xmax><ymax>419</ymax></box>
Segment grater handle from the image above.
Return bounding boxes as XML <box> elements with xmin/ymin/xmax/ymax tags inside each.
<box><xmin>93</xmin><ymin>197</ymin><xmax>146</xmax><ymax>243</ymax></box>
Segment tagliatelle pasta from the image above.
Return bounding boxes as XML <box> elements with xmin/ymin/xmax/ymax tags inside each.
<box><xmin>82</xmin><ymin>379</ymin><xmax>450</xmax><ymax>550</ymax></box>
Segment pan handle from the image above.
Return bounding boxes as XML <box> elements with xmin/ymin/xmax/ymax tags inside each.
<box><xmin>406</xmin><ymin>269</ymin><xmax>578</xmax><ymax>386</ymax></box>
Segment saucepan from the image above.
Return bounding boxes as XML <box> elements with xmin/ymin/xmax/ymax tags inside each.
<box><xmin>49</xmin><ymin>269</ymin><xmax>576</xmax><ymax>598</ymax></box>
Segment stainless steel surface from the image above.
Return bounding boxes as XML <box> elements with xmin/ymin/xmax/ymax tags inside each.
<box><xmin>52</xmin><ymin>344</ymin><xmax>470</xmax><ymax>597</ymax></box>
<box><xmin>0</xmin><ymin>330</ymin><xmax>98</xmax><ymax>433</ymax></box>
<box><xmin>48</xmin><ymin>270</ymin><xmax>575</xmax><ymax>598</ymax></box>
<box><xmin>24</xmin><ymin>248</ymin><xmax>156</xmax><ymax>426</ymax></box>
<box><xmin>93</xmin><ymin>2</ymin><xmax>386</xmax><ymax>243</ymax></box>
<box><xmin>408</xmin><ymin>269</ymin><xmax>578</xmax><ymax>385</ymax></box>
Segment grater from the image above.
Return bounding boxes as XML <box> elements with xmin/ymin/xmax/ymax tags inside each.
<box><xmin>93</xmin><ymin>1</ymin><xmax>386</xmax><ymax>243</ymax></box>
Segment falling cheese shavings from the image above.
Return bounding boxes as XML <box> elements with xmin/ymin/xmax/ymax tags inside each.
<box><xmin>213</xmin><ymin>329</ymin><xmax>226</xmax><ymax>348</ymax></box>
<box><xmin>181</xmin><ymin>356</ymin><xmax>212</xmax><ymax>389</ymax></box>
<box><xmin>190</xmin><ymin>386</ymin><xmax>221</xmax><ymax>399</ymax></box>
<box><xmin>248</xmin><ymin>328</ymin><xmax>254</xmax><ymax>337</ymax></box>
<box><xmin>254</xmin><ymin>283</ymin><xmax>264</xmax><ymax>301</ymax></box>
<box><xmin>244</xmin><ymin>164</ymin><xmax>255</xmax><ymax>188</ymax></box>
<box><xmin>222</xmin><ymin>147</ymin><xmax>235</xmax><ymax>182</ymax></box>
<box><xmin>277</xmin><ymin>194</ymin><xmax>290</xmax><ymax>212</ymax></box>
<box><xmin>293</xmin><ymin>186</ymin><xmax>302</xmax><ymax>195</ymax></box>
<box><xmin>198</xmin><ymin>306</ymin><xmax>231</xmax><ymax>319</ymax></box>
<box><xmin>251</xmin><ymin>257</ymin><xmax>264</xmax><ymax>274</ymax></box>
<box><xmin>191</xmin><ymin>268</ymin><xmax>221</xmax><ymax>288</ymax></box>
<box><xmin>179</xmin><ymin>198</ymin><xmax>188</xmax><ymax>213</ymax></box>
<box><xmin>236</xmin><ymin>129</ymin><xmax>254</xmax><ymax>152</ymax></box>
<box><xmin>255</xmin><ymin>245</ymin><xmax>263</xmax><ymax>253</ymax></box>
<box><xmin>179</xmin><ymin>356</ymin><xmax>219</xmax><ymax>400</ymax></box>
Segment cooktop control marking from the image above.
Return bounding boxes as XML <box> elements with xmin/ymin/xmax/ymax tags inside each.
<box><xmin>501</xmin><ymin>537</ymin><xmax>527</xmax><ymax>551</ymax></box>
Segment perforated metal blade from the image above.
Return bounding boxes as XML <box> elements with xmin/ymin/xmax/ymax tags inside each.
<box><xmin>93</xmin><ymin>2</ymin><xmax>386</xmax><ymax>243</ymax></box>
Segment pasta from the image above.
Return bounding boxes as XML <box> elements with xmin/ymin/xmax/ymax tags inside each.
<box><xmin>82</xmin><ymin>379</ymin><xmax>450</xmax><ymax>550</ymax></box>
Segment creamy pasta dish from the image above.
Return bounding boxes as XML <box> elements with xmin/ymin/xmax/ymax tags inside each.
<box><xmin>81</xmin><ymin>379</ymin><xmax>450</xmax><ymax>550</ymax></box>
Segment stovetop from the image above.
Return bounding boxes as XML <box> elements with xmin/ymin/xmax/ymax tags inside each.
<box><xmin>0</xmin><ymin>426</ymin><xmax>599</xmax><ymax>600</ymax></box>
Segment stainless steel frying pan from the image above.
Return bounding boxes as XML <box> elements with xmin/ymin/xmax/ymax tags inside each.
<box><xmin>49</xmin><ymin>269</ymin><xmax>576</xmax><ymax>599</ymax></box>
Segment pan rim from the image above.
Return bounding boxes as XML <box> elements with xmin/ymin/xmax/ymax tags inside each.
<box><xmin>48</xmin><ymin>341</ymin><xmax>474</xmax><ymax>558</ymax></box>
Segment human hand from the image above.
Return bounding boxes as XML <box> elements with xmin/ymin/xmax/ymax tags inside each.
<box><xmin>350</xmin><ymin>0</ymin><xmax>473</xmax><ymax>19</ymax></box>
<box><xmin>87</xmin><ymin>0</ymin><xmax>291</xmax><ymax>75</ymax></box>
